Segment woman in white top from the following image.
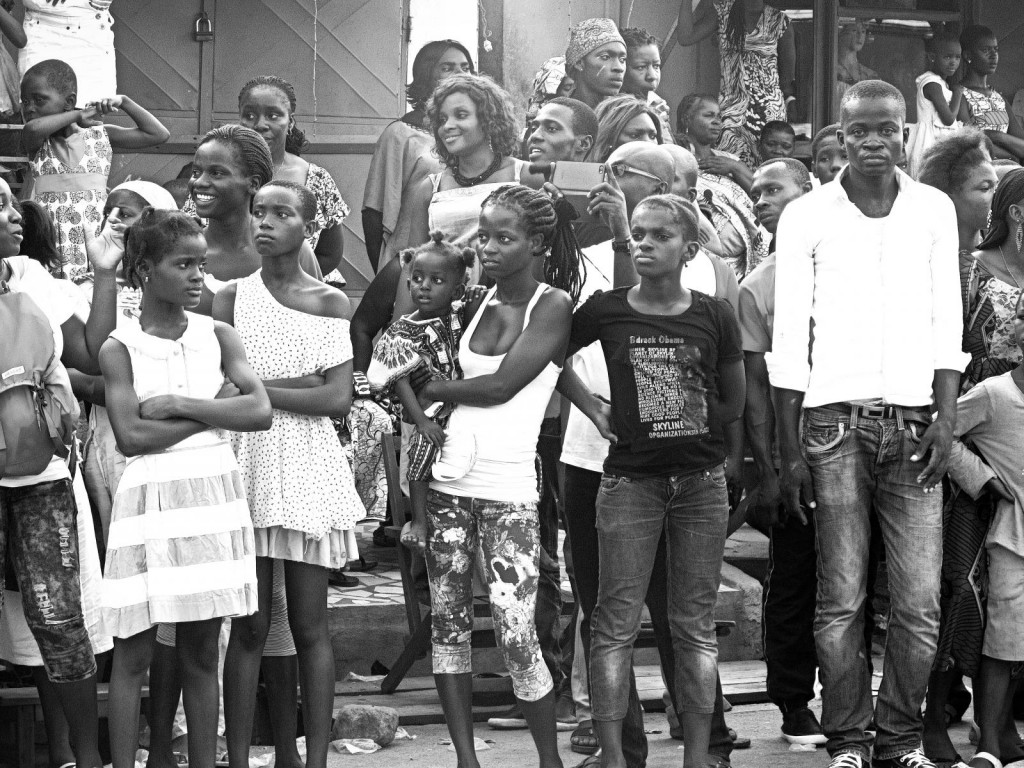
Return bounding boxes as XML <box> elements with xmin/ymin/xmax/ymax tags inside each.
<box><xmin>0</xmin><ymin>174</ymin><xmax>121</xmax><ymax>768</ymax></box>
<box><xmin>414</xmin><ymin>185</ymin><xmax>582</xmax><ymax>768</ymax></box>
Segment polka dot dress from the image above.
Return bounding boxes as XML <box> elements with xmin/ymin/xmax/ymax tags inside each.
<box><xmin>231</xmin><ymin>272</ymin><xmax>362</xmax><ymax>567</ymax></box>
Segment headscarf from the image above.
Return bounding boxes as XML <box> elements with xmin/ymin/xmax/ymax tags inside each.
<box><xmin>565</xmin><ymin>17</ymin><xmax>625</xmax><ymax>72</ymax></box>
<box><xmin>529</xmin><ymin>56</ymin><xmax>570</xmax><ymax>111</ymax></box>
<box><xmin>110</xmin><ymin>180</ymin><xmax>179</xmax><ymax>211</ymax></box>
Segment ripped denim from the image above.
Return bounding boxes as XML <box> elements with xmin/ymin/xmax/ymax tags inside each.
<box><xmin>0</xmin><ymin>480</ymin><xmax>96</xmax><ymax>682</ymax></box>
<box><xmin>425</xmin><ymin>490</ymin><xmax>553</xmax><ymax>702</ymax></box>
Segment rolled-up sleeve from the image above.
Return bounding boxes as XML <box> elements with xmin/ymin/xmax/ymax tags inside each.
<box><xmin>767</xmin><ymin>199</ymin><xmax>815</xmax><ymax>392</ymax></box>
<box><xmin>928</xmin><ymin>194</ymin><xmax>970</xmax><ymax>374</ymax></box>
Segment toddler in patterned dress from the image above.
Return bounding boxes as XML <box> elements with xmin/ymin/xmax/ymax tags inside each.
<box><xmin>20</xmin><ymin>58</ymin><xmax>169</xmax><ymax>280</ymax></box>
<box><xmin>367</xmin><ymin>230</ymin><xmax>475</xmax><ymax>552</ymax></box>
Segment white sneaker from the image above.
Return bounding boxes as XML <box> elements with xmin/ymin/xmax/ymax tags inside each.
<box><xmin>829</xmin><ymin>753</ymin><xmax>866</xmax><ymax>768</ymax></box>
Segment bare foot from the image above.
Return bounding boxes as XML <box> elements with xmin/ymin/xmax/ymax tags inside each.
<box><xmin>400</xmin><ymin>520</ymin><xmax>428</xmax><ymax>553</ymax></box>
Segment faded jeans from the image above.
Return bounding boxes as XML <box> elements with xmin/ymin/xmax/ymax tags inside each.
<box><xmin>0</xmin><ymin>479</ymin><xmax>96</xmax><ymax>682</ymax></box>
<box><xmin>425</xmin><ymin>490</ymin><xmax>553</xmax><ymax>702</ymax></box>
<box><xmin>590</xmin><ymin>466</ymin><xmax>728</xmax><ymax>721</ymax></box>
<box><xmin>803</xmin><ymin>406</ymin><xmax>941</xmax><ymax>761</ymax></box>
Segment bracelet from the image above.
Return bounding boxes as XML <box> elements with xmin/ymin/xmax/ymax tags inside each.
<box><xmin>353</xmin><ymin>370</ymin><xmax>371</xmax><ymax>397</ymax></box>
<box><xmin>612</xmin><ymin>238</ymin><xmax>631</xmax><ymax>253</ymax></box>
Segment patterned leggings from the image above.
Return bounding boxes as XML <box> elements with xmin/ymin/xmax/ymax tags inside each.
<box><xmin>425</xmin><ymin>490</ymin><xmax>553</xmax><ymax>702</ymax></box>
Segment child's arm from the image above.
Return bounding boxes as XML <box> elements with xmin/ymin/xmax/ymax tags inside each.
<box><xmin>137</xmin><ymin>322</ymin><xmax>273</xmax><ymax>433</ymax></box>
<box><xmin>94</xmin><ymin>95</ymin><xmax>170</xmax><ymax>149</ymax></box>
<box><xmin>946</xmin><ymin>439</ymin><xmax>998</xmax><ymax>499</ymax></box>
<box><xmin>921</xmin><ymin>80</ymin><xmax>961</xmax><ymax>127</ymax></box>
<box><xmin>0</xmin><ymin>6</ymin><xmax>26</xmax><ymax>48</ymax></box>
<box><xmin>99</xmin><ymin>339</ymin><xmax>208</xmax><ymax>457</ymax></box>
<box><xmin>22</xmin><ymin>106</ymin><xmax>98</xmax><ymax>155</ymax></box>
<box><xmin>394</xmin><ymin>375</ymin><xmax>446</xmax><ymax>447</ymax></box>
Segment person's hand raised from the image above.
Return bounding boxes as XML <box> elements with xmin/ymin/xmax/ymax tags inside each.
<box><xmin>84</xmin><ymin>219</ymin><xmax>123</xmax><ymax>274</ymax></box>
<box><xmin>587</xmin><ymin>167</ymin><xmax>629</xmax><ymax>241</ymax></box>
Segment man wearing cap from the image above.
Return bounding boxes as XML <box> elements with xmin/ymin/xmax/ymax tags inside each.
<box><xmin>565</xmin><ymin>18</ymin><xmax>627</xmax><ymax>110</ymax></box>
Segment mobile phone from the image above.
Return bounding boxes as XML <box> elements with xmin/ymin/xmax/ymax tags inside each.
<box><xmin>549</xmin><ymin>161</ymin><xmax>606</xmax><ymax>195</ymax></box>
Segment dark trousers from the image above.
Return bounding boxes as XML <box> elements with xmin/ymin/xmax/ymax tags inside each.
<box><xmin>563</xmin><ymin>465</ymin><xmax>733</xmax><ymax>767</ymax></box>
<box><xmin>536</xmin><ymin>417</ymin><xmax>570</xmax><ymax>691</ymax></box>
<box><xmin>763</xmin><ymin>515</ymin><xmax>819</xmax><ymax>711</ymax></box>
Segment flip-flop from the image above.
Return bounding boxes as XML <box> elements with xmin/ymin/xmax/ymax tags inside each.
<box><xmin>572</xmin><ymin>753</ymin><xmax>601</xmax><ymax>768</ymax></box>
<box><xmin>172</xmin><ymin>753</ymin><xmax>189</xmax><ymax>768</ymax></box>
<box><xmin>570</xmin><ymin>720</ymin><xmax>600</xmax><ymax>755</ymax></box>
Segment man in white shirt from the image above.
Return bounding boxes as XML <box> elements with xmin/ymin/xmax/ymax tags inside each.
<box><xmin>767</xmin><ymin>80</ymin><xmax>968</xmax><ymax>768</ymax></box>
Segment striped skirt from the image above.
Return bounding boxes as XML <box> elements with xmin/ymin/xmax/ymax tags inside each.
<box><xmin>100</xmin><ymin>439</ymin><xmax>258</xmax><ymax>639</ymax></box>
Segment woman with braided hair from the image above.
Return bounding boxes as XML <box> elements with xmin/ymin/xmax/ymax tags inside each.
<box><xmin>411</xmin><ymin>184</ymin><xmax>582</xmax><ymax>768</ymax></box>
<box><xmin>671</xmin><ymin>0</ymin><xmax>795</xmax><ymax>168</ymax></box>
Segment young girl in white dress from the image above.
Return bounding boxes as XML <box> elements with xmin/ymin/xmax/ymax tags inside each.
<box><xmin>907</xmin><ymin>33</ymin><xmax>963</xmax><ymax>178</ymax></box>
<box><xmin>216</xmin><ymin>181</ymin><xmax>362</xmax><ymax>768</ymax></box>
<box><xmin>99</xmin><ymin>209</ymin><xmax>272</xmax><ymax>768</ymax></box>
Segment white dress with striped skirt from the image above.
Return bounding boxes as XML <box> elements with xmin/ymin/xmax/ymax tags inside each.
<box><xmin>100</xmin><ymin>314</ymin><xmax>258</xmax><ymax>639</ymax></box>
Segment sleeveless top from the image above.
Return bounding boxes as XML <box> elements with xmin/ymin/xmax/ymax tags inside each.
<box><xmin>431</xmin><ymin>283</ymin><xmax>562</xmax><ymax>503</ymax></box>
<box><xmin>962</xmin><ymin>87</ymin><xmax>1010</xmax><ymax>133</ymax></box>
<box><xmin>428</xmin><ymin>158</ymin><xmax>528</xmax><ymax>251</ymax></box>
<box><xmin>109</xmin><ymin>313</ymin><xmax>228</xmax><ymax>456</ymax></box>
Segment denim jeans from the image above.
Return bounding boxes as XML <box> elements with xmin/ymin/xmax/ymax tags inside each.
<box><xmin>425</xmin><ymin>490</ymin><xmax>553</xmax><ymax>701</ymax></box>
<box><xmin>0</xmin><ymin>479</ymin><xmax>96</xmax><ymax>682</ymax></box>
<box><xmin>590</xmin><ymin>466</ymin><xmax>728</xmax><ymax>721</ymax></box>
<box><xmin>804</xmin><ymin>406</ymin><xmax>941</xmax><ymax>760</ymax></box>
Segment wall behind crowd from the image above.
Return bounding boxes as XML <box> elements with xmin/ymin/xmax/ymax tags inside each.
<box><xmin>979</xmin><ymin>2</ymin><xmax>1024</xmax><ymax>118</ymax></box>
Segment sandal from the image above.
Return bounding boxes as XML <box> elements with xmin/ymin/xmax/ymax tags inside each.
<box><xmin>729</xmin><ymin>728</ymin><xmax>751</xmax><ymax>750</ymax></box>
<box><xmin>572</xmin><ymin>753</ymin><xmax>602</xmax><ymax>768</ymax></box>
<box><xmin>570</xmin><ymin>719</ymin><xmax>600</xmax><ymax>755</ymax></box>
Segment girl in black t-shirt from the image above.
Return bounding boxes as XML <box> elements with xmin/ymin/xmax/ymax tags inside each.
<box><xmin>560</xmin><ymin>194</ymin><xmax>744</xmax><ymax>768</ymax></box>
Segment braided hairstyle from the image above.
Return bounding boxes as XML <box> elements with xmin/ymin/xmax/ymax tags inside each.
<box><xmin>481</xmin><ymin>185</ymin><xmax>585</xmax><ymax>304</ymax></box>
<box><xmin>724</xmin><ymin>0</ymin><xmax>748</xmax><ymax>53</ymax></box>
<box><xmin>675</xmin><ymin>93</ymin><xmax>717</xmax><ymax>138</ymax></box>
<box><xmin>123</xmin><ymin>208</ymin><xmax>204</xmax><ymax>290</ymax></box>
<box><xmin>197</xmin><ymin>124</ymin><xmax>274</xmax><ymax>196</ymax></box>
<box><xmin>634</xmin><ymin>193</ymin><xmax>702</xmax><ymax>244</ymax></box>
<box><xmin>978</xmin><ymin>168</ymin><xmax>1024</xmax><ymax>251</ymax></box>
<box><xmin>238</xmin><ymin>75</ymin><xmax>309</xmax><ymax>156</ymax></box>
<box><xmin>399</xmin><ymin>230</ymin><xmax>476</xmax><ymax>282</ymax></box>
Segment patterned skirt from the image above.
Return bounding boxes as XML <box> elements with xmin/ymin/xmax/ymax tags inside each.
<box><xmin>100</xmin><ymin>440</ymin><xmax>258</xmax><ymax>639</ymax></box>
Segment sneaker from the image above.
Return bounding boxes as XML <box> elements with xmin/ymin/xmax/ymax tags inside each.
<box><xmin>872</xmin><ymin>748</ymin><xmax>937</xmax><ymax>768</ymax></box>
<box><xmin>781</xmin><ymin>707</ymin><xmax>828</xmax><ymax>746</ymax></box>
<box><xmin>487</xmin><ymin>705</ymin><xmax>527</xmax><ymax>730</ymax></box>
<box><xmin>829</xmin><ymin>753</ymin><xmax>867</xmax><ymax>768</ymax></box>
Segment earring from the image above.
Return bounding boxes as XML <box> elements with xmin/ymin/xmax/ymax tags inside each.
<box><xmin>1017</xmin><ymin>222</ymin><xmax>1023</xmax><ymax>253</ymax></box>
<box><xmin>144</xmin><ymin>275</ymin><xmax>150</xmax><ymax>283</ymax></box>
<box><xmin>986</xmin><ymin>209</ymin><xmax>993</xmax><ymax>230</ymax></box>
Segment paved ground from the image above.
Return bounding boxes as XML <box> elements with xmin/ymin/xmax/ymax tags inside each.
<box><xmin>316</xmin><ymin>700</ymin><xmax>979</xmax><ymax>768</ymax></box>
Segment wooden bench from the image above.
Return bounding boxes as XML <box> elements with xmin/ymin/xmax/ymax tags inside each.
<box><xmin>0</xmin><ymin>683</ymin><xmax>149</xmax><ymax>768</ymax></box>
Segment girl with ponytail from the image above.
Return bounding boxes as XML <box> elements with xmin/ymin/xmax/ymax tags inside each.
<box><xmin>409</xmin><ymin>184</ymin><xmax>580</xmax><ymax>768</ymax></box>
<box><xmin>237</xmin><ymin>76</ymin><xmax>351</xmax><ymax>277</ymax></box>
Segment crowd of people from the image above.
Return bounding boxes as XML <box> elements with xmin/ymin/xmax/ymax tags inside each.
<box><xmin>3</xmin><ymin>5</ymin><xmax>1024</xmax><ymax>768</ymax></box>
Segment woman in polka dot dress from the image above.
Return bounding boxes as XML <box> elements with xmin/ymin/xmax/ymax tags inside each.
<box><xmin>215</xmin><ymin>180</ymin><xmax>362</xmax><ymax>768</ymax></box>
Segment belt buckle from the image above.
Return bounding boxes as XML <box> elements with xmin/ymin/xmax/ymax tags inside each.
<box><xmin>859</xmin><ymin>404</ymin><xmax>887</xmax><ymax>419</ymax></box>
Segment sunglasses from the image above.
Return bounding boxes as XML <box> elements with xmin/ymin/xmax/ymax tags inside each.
<box><xmin>607</xmin><ymin>162</ymin><xmax>664</xmax><ymax>184</ymax></box>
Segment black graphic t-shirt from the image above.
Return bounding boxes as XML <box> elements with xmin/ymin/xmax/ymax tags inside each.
<box><xmin>570</xmin><ymin>288</ymin><xmax>742</xmax><ymax>477</ymax></box>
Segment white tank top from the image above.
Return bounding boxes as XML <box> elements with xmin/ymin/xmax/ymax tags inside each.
<box><xmin>431</xmin><ymin>283</ymin><xmax>562</xmax><ymax>503</ymax></box>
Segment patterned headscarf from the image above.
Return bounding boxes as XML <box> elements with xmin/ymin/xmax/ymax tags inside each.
<box><xmin>565</xmin><ymin>18</ymin><xmax>625</xmax><ymax>72</ymax></box>
<box><xmin>529</xmin><ymin>57</ymin><xmax>571</xmax><ymax>111</ymax></box>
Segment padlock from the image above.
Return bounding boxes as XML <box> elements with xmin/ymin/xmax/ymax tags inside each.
<box><xmin>193</xmin><ymin>12</ymin><xmax>214</xmax><ymax>43</ymax></box>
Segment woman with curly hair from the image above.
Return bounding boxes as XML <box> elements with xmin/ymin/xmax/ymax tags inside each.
<box><xmin>363</xmin><ymin>40</ymin><xmax>474</xmax><ymax>271</ymax></box>
<box><xmin>404</xmin><ymin>73</ymin><xmax>532</xmax><ymax>257</ymax></box>
<box><xmin>592</xmin><ymin>93</ymin><xmax>668</xmax><ymax>163</ymax></box>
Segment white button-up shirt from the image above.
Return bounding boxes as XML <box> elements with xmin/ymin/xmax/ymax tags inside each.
<box><xmin>767</xmin><ymin>167</ymin><xmax>968</xmax><ymax>407</ymax></box>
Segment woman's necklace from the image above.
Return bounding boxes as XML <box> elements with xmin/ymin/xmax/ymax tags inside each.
<box><xmin>997</xmin><ymin>243</ymin><xmax>1023</xmax><ymax>290</ymax></box>
<box><xmin>452</xmin><ymin>152</ymin><xmax>503</xmax><ymax>188</ymax></box>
